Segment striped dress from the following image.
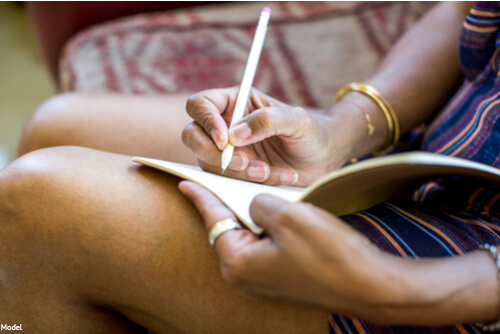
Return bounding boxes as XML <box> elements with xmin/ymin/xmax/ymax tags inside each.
<box><xmin>329</xmin><ymin>2</ymin><xmax>500</xmax><ymax>333</ymax></box>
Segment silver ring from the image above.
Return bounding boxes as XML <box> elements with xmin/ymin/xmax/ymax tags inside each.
<box><xmin>209</xmin><ymin>219</ymin><xmax>242</xmax><ymax>247</ymax></box>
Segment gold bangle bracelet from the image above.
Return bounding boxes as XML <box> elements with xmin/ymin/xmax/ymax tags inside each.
<box><xmin>334</xmin><ymin>83</ymin><xmax>400</xmax><ymax>155</ymax></box>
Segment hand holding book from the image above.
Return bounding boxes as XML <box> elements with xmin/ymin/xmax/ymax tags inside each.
<box><xmin>178</xmin><ymin>179</ymin><xmax>397</xmax><ymax>313</ymax></box>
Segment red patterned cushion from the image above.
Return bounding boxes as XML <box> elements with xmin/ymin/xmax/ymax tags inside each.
<box><xmin>60</xmin><ymin>1</ymin><xmax>434</xmax><ymax>109</ymax></box>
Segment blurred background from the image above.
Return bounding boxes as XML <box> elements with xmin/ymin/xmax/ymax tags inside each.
<box><xmin>0</xmin><ymin>1</ymin><xmax>431</xmax><ymax>170</ymax></box>
<box><xmin>0</xmin><ymin>2</ymin><xmax>55</xmax><ymax>169</ymax></box>
<box><xmin>0</xmin><ymin>1</ymin><xmax>215</xmax><ymax>170</ymax></box>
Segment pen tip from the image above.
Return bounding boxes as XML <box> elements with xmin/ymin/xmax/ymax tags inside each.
<box><xmin>221</xmin><ymin>168</ymin><xmax>225</xmax><ymax>175</ymax></box>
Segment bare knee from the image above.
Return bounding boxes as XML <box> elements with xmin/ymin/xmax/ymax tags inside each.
<box><xmin>0</xmin><ymin>147</ymin><xmax>93</xmax><ymax>261</ymax></box>
<box><xmin>0</xmin><ymin>148</ymin><xmax>63</xmax><ymax>258</ymax></box>
<box><xmin>0</xmin><ymin>147</ymin><xmax>146</xmax><ymax>333</ymax></box>
<box><xmin>0</xmin><ymin>148</ymin><xmax>65</xmax><ymax>323</ymax></box>
<box><xmin>18</xmin><ymin>93</ymin><xmax>84</xmax><ymax>156</ymax></box>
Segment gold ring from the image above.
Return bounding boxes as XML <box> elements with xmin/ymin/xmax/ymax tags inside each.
<box><xmin>209</xmin><ymin>218</ymin><xmax>242</xmax><ymax>247</ymax></box>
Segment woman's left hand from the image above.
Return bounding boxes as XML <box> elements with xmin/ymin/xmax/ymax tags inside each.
<box><xmin>179</xmin><ymin>180</ymin><xmax>400</xmax><ymax>313</ymax></box>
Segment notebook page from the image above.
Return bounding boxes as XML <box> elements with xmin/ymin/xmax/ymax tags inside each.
<box><xmin>133</xmin><ymin>157</ymin><xmax>304</xmax><ymax>234</ymax></box>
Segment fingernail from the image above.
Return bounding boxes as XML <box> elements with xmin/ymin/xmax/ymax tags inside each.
<box><xmin>229</xmin><ymin>123</ymin><xmax>252</xmax><ymax>144</ymax></box>
<box><xmin>280</xmin><ymin>171</ymin><xmax>299</xmax><ymax>185</ymax></box>
<box><xmin>247</xmin><ymin>165</ymin><xmax>269</xmax><ymax>181</ymax></box>
<box><xmin>229</xmin><ymin>154</ymin><xmax>246</xmax><ymax>171</ymax></box>
<box><xmin>211</xmin><ymin>129</ymin><xmax>225</xmax><ymax>150</ymax></box>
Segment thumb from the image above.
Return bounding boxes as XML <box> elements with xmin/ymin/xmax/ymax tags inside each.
<box><xmin>228</xmin><ymin>106</ymin><xmax>311</xmax><ymax>146</ymax></box>
<box><xmin>249</xmin><ymin>193</ymin><xmax>296</xmax><ymax>237</ymax></box>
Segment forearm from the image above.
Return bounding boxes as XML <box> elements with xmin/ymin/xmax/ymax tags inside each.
<box><xmin>367</xmin><ymin>2</ymin><xmax>473</xmax><ymax>131</ymax></box>
<box><xmin>328</xmin><ymin>2</ymin><xmax>474</xmax><ymax>158</ymax></box>
<box><xmin>356</xmin><ymin>249</ymin><xmax>500</xmax><ymax>326</ymax></box>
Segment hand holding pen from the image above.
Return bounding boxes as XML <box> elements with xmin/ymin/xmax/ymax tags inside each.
<box><xmin>182</xmin><ymin>8</ymin><xmax>355</xmax><ymax>186</ymax></box>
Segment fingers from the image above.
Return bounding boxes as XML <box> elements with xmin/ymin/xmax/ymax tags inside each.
<box><xmin>183</xmin><ymin>120</ymin><xmax>299</xmax><ymax>185</ymax></box>
<box><xmin>229</xmin><ymin>105</ymin><xmax>312</xmax><ymax>147</ymax></box>
<box><xmin>185</xmin><ymin>87</ymin><xmax>239</xmax><ymax>150</ymax></box>
<box><xmin>178</xmin><ymin>181</ymin><xmax>259</xmax><ymax>264</ymax></box>
<box><xmin>184</xmin><ymin>88</ymin><xmax>303</xmax><ymax>185</ymax></box>
<box><xmin>198</xmin><ymin>159</ymin><xmax>298</xmax><ymax>185</ymax></box>
<box><xmin>179</xmin><ymin>181</ymin><xmax>282</xmax><ymax>292</ymax></box>
<box><xmin>185</xmin><ymin>87</ymin><xmax>274</xmax><ymax>150</ymax></box>
<box><xmin>249</xmin><ymin>194</ymin><xmax>317</xmax><ymax>237</ymax></box>
<box><xmin>182</xmin><ymin>122</ymin><xmax>249</xmax><ymax>171</ymax></box>
<box><xmin>178</xmin><ymin>181</ymin><xmax>237</xmax><ymax>227</ymax></box>
<box><xmin>178</xmin><ymin>181</ymin><xmax>255</xmax><ymax>244</ymax></box>
<box><xmin>198</xmin><ymin>158</ymin><xmax>269</xmax><ymax>182</ymax></box>
<box><xmin>249</xmin><ymin>194</ymin><xmax>292</xmax><ymax>236</ymax></box>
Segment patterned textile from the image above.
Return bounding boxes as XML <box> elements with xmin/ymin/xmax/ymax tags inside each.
<box><xmin>60</xmin><ymin>1</ymin><xmax>434</xmax><ymax>110</ymax></box>
<box><xmin>329</xmin><ymin>3</ymin><xmax>500</xmax><ymax>333</ymax></box>
<box><xmin>460</xmin><ymin>2</ymin><xmax>500</xmax><ymax>81</ymax></box>
<box><xmin>422</xmin><ymin>67</ymin><xmax>500</xmax><ymax>167</ymax></box>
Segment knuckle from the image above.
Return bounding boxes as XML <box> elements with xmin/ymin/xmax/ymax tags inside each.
<box><xmin>275</xmin><ymin>202</ymin><xmax>309</xmax><ymax>230</ymax></box>
<box><xmin>186</xmin><ymin>92</ymin><xmax>217</xmax><ymax>128</ymax></box>
<box><xmin>199</xmin><ymin>113</ymin><xmax>214</xmax><ymax>132</ymax></box>
<box><xmin>181</xmin><ymin>123</ymin><xmax>195</xmax><ymax>147</ymax></box>
<box><xmin>250</xmin><ymin>108</ymin><xmax>272</xmax><ymax>131</ymax></box>
<box><xmin>249</xmin><ymin>87</ymin><xmax>264</xmax><ymax>102</ymax></box>
<box><xmin>185</xmin><ymin>93</ymin><xmax>202</xmax><ymax>116</ymax></box>
<box><xmin>198</xmin><ymin>137</ymin><xmax>219</xmax><ymax>162</ymax></box>
<box><xmin>182</xmin><ymin>123</ymin><xmax>212</xmax><ymax>154</ymax></box>
<box><xmin>273</xmin><ymin>203</ymin><xmax>295</xmax><ymax>230</ymax></box>
<box><xmin>291</xmin><ymin>106</ymin><xmax>307</xmax><ymax>116</ymax></box>
<box><xmin>290</xmin><ymin>106</ymin><xmax>310</xmax><ymax>125</ymax></box>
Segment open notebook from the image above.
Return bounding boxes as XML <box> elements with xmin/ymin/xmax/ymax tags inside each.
<box><xmin>133</xmin><ymin>152</ymin><xmax>500</xmax><ymax>234</ymax></box>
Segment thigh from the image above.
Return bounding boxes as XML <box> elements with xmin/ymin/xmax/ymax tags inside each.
<box><xmin>1</xmin><ymin>146</ymin><xmax>326</xmax><ymax>334</ymax></box>
<box><xmin>19</xmin><ymin>93</ymin><xmax>197</xmax><ymax>165</ymax></box>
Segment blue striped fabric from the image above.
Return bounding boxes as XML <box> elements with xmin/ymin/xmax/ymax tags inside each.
<box><xmin>328</xmin><ymin>3</ymin><xmax>500</xmax><ymax>332</ymax></box>
<box><xmin>460</xmin><ymin>2</ymin><xmax>500</xmax><ymax>81</ymax></box>
<box><xmin>422</xmin><ymin>70</ymin><xmax>500</xmax><ymax>167</ymax></box>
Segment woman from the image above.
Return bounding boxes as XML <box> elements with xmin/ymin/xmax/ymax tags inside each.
<box><xmin>1</xmin><ymin>1</ymin><xmax>497</xmax><ymax>333</ymax></box>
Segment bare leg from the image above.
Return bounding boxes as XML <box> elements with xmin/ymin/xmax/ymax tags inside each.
<box><xmin>0</xmin><ymin>146</ymin><xmax>326</xmax><ymax>333</ymax></box>
<box><xmin>17</xmin><ymin>93</ymin><xmax>197</xmax><ymax>165</ymax></box>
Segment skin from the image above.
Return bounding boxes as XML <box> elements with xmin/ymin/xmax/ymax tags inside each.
<box><xmin>17</xmin><ymin>93</ymin><xmax>197</xmax><ymax>165</ymax></box>
<box><xmin>2</xmin><ymin>1</ymin><xmax>498</xmax><ymax>332</ymax></box>
<box><xmin>0</xmin><ymin>146</ymin><xmax>327</xmax><ymax>333</ymax></box>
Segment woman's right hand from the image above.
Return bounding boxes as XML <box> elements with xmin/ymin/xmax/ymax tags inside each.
<box><xmin>182</xmin><ymin>87</ymin><xmax>365</xmax><ymax>186</ymax></box>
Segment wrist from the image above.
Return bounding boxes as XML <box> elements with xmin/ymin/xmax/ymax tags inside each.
<box><xmin>336</xmin><ymin>251</ymin><xmax>429</xmax><ymax>324</ymax></box>
<box><xmin>320</xmin><ymin>236</ymin><xmax>409</xmax><ymax>318</ymax></box>
<box><xmin>353</xmin><ymin>248</ymin><xmax>411</xmax><ymax>311</ymax></box>
<box><xmin>335</xmin><ymin>90</ymin><xmax>395</xmax><ymax>158</ymax></box>
<box><xmin>363</xmin><ymin>250</ymin><xmax>500</xmax><ymax>326</ymax></box>
<box><xmin>323</xmin><ymin>104</ymin><xmax>367</xmax><ymax>163</ymax></box>
<box><xmin>326</xmin><ymin>91</ymin><xmax>390</xmax><ymax>161</ymax></box>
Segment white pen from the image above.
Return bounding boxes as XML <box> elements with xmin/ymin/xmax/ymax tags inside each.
<box><xmin>221</xmin><ymin>7</ymin><xmax>272</xmax><ymax>174</ymax></box>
